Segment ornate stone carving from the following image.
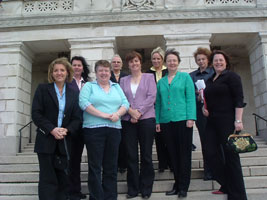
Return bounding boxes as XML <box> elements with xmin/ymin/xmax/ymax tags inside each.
<box><xmin>23</xmin><ymin>0</ymin><xmax>72</xmax><ymax>14</ymax></box>
<box><xmin>1</xmin><ymin>7</ymin><xmax>266</xmax><ymax>29</ymax></box>
<box><xmin>205</xmin><ymin>0</ymin><xmax>255</xmax><ymax>5</ymax></box>
<box><xmin>123</xmin><ymin>0</ymin><xmax>155</xmax><ymax>11</ymax></box>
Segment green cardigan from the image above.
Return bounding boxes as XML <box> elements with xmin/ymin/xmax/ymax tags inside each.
<box><xmin>155</xmin><ymin>71</ymin><xmax>196</xmax><ymax>124</ymax></box>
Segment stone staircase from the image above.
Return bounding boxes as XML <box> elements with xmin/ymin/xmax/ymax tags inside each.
<box><xmin>1</xmin><ymin>137</ymin><xmax>267</xmax><ymax>199</ymax></box>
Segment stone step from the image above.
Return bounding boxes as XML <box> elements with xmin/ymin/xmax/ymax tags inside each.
<box><xmin>8</xmin><ymin>148</ymin><xmax>267</xmax><ymax>164</ymax></box>
<box><xmin>2</xmin><ymin>165</ymin><xmax>267</xmax><ymax>183</ymax></box>
<box><xmin>2</xmin><ymin>155</ymin><xmax>267</xmax><ymax>173</ymax></box>
<box><xmin>1</xmin><ymin>188</ymin><xmax>267</xmax><ymax>200</ymax></box>
<box><xmin>0</xmin><ymin>176</ymin><xmax>267</xmax><ymax>195</ymax></box>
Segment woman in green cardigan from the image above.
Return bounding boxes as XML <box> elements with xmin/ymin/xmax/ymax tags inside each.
<box><xmin>155</xmin><ymin>48</ymin><xmax>196</xmax><ymax>198</ymax></box>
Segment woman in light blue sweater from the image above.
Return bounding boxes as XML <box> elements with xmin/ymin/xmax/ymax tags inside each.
<box><xmin>79</xmin><ymin>60</ymin><xmax>129</xmax><ymax>200</ymax></box>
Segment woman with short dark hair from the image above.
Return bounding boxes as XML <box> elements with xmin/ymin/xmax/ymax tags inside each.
<box><xmin>120</xmin><ymin>51</ymin><xmax>156</xmax><ymax>199</ymax></box>
<box><xmin>156</xmin><ymin>48</ymin><xmax>196</xmax><ymax>198</ymax></box>
<box><xmin>203</xmin><ymin>50</ymin><xmax>247</xmax><ymax>200</ymax></box>
<box><xmin>79</xmin><ymin>60</ymin><xmax>129</xmax><ymax>200</ymax></box>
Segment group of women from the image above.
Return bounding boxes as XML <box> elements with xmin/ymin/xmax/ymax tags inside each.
<box><xmin>32</xmin><ymin>46</ymin><xmax>247</xmax><ymax>200</ymax></box>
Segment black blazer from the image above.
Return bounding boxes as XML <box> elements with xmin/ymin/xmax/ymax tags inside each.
<box><xmin>146</xmin><ymin>68</ymin><xmax>168</xmax><ymax>83</ymax></box>
<box><xmin>110</xmin><ymin>71</ymin><xmax>128</xmax><ymax>84</ymax></box>
<box><xmin>32</xmin><ymin>83</ymin><xmax>82</xmax><ymax>154</ymax></box>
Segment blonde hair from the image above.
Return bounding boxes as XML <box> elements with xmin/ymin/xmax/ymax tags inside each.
<box><xmin>151</xmin><ymin>47</ymin><xmax>165</xmax><ymax>60</ymax></box>
<box><xmin>48</xmin><ymin>57</ymin><xmax>73</xmax><ymax>83</ymax></box>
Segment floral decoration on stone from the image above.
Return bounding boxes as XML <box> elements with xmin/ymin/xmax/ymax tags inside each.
<box><xmin>123</xmin><ymin>0</ymin><xmax>155</xmax><ymax>10</ymax></box>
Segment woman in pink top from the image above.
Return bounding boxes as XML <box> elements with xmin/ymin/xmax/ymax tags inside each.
<box><xmin>120</xmin><ymin>51</ymin><xmax>156</xmax><ymax>199</ymax></box>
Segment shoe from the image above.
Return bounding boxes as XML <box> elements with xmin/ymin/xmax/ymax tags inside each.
<box><xmin>126</xmin><ymin>194</ymin><xmax>138</xmax><ymax>199</ymax></box>
<box><xmin>158</xmin><ymin>168</ymin><xmax>165</xmax><ymax>173</ymax></box>
<box><xmin>178</xmin><ymin>190</ymin><xmax>187</xmax><ymax>198</ymax></box>
<box><xmin>165</xmin><ymin>189</ymin><xmax>178</xmax><ymax>196</ymax></box>
<box><xmin>203</xmin><ymin>173</ymin><xmax>213</xmax><ymax>181</ymax></box>
<box><xmin>68</xmin><ymin>196</ymin><xmax>80</xmax><ymax>200</ymax></box>
<box><xmin>79</xmin><ymin>193</ymin><xmax>86</xmax><ymax>199</ymax></box>
<box><xmin>192</xmin><ymin>144</ymin><xmax>196</xmax><ymax>151</ymax></box>
<box><xmin>212</xmin><ymin>190</ymin><xmax>225</xmax><ymax>194</ymax></box>
<box><xmin>142</xmin><ymin>194</ymin><xmax>151</xmax><ymax>199</ymax></box>
<box><xmin>118</xmin><ymin>168</ymin><xmax>126</xmax><ymax>173</ymax></box>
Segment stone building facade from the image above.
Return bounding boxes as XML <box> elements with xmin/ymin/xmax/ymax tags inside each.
<box><xmin>0</xmin><ymin>0</ymin><xmax>267</xmax><ymax>155</ymax></box>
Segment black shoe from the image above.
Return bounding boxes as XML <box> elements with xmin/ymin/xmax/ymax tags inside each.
<box><xmin>158</xmin><ymin>168</ymin><xmax>165</xmax><ymax>173</ymax></box>
<box><xmin>178</xmin><ymin>190</ymin><xmax>187</xmax><ymax>198</ymax></box>
<box><xmin>192</xmin><ymin>144</ymin><xmax>196</xmax><ymax>151</ymax></box>
<box><xmin>118</xmin><ymin>168</ymin><xmax>126</xmax><ymax>173</ymax></box>
<box><xmin>79</xmin><ymin>193</ymin><xmax>86</xmax><ymax>199</ymax></box>
<box><xmin>165</xmin><ymin>189</ymin><xmax>178</xmax><ymax>196</ymax></box>
<box><xmin>126</xmin><ymin>194</ymin><xmax>138</xmax><ymax>199</ymax></box>
<box><xmin>68</xmin><ymin>195</ymin><xmax>80</xmax><ymax>200</ymax></box>
<box><xmin>203</xmin><ymin>173</ymin><xmax>213</xmax><ymax>181</ymax></box>
<box><xmin>142</xmin><ymin>194</ymin><xmax>151</xmax><ymax>199</ymax></box>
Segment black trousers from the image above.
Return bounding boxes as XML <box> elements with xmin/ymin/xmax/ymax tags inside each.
<box><xmin>205</xmin><ymin>116</ymin><xmax>247</xmax><ymax>200</ymax></box>
<box><xmin>83</xmin><ymin>127</ymin><xmax>121</xmax><ymax>200</ymax></box>
<box><xmin>118</xmin><ymin>129</ymin><xmax>127</xmax><ymax>169</ymax></box>
<box><xmin>155</xmin><ymin>130</ymin><xmax>172</xmax><ymax>170</ymax></box>
<box><xmin>37</xmin><ymin>153</ymin><xmax>69</xmax><ymax>200</ymax></box>
<box><xmin>195</xmin><ymin>103</ymin><xmax>212</xmax><ymax>175</ymax></box>
<box><xmin>122</xmin><ymin>118</ymin><xmax>155</xmax><ymax>196</ymax></box>
<box><xmin>162</xmin><ymin>121</ymin><xmax>192</xmax><ymax>192</ymax></box>
<box><xmin>68</xmin><ymin>130</ymin><xmax>84</xmax><ymax>196</ymax></box>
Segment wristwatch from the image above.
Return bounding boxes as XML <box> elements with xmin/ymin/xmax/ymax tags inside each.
<box><xmin>235</xmin><ymin>120</ymin><xmax>242</xmax><ymax>123</ymax></box>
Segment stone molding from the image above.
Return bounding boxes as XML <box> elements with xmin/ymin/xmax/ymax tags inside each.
<box><xmin>68</xmin><ymin>37</ymin><xmax>116</xmax><ymax>49</ymax></box>
<box><xmin>0</xmin><ymin>7</ymin><xmax>266</xmax><ymax>29</ymax></box>
<box><xmin>0</xmin><ymin>41</ymin><xmax>34</xmax><ymax>62</ymax></box>
<box><xmin>164</xmin><ymin>33</ymin><xmax>212</xmax><ymax>46</ymax></box>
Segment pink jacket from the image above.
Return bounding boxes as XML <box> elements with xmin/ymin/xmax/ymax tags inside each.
<box><xmin>120</xmin><ymin>73</ymin><xmax>156</xmax><ymax>121</ymax></box>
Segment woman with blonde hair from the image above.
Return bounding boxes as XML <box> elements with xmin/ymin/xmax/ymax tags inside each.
<box><xmin>32</xmin><ymin>57</ymin><xmax>81</xmax><ymax>200</ymax></box>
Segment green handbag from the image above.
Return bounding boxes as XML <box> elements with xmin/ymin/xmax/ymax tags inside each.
<box><xmin>227</xmin><ymin>131</ymin><xmax>258</xmax><ymax>154</ymax></box>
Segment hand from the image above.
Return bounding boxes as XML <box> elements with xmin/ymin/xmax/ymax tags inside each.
<box><xmin>130</xmin><ymin>118</ymin><xmax>138</xmax><ymax>124</ymax></box>
<box><xmin>51</xmin><ymin>127</ymin><xmax>66</xmax><ymax>140</ymax></box>
<box><xmin>102</xmin><ymin>113</ymin><xmax>112</xmax><ymax>119</ymax></box>
<box><xmin>156</xmin><ymin>124</ymin><xmax>161</xmax><ymax>132</ymax></box>
<box><xmin>234</xmin><ymin>121</ymin><xmax>243</xmax><ymax>132</ymax></box>
<box><xmin>109</xmin><ymin>113</ymin><xmax>120</xmax><ymax>122</ymax></box>
<box><xmin>186</xmin><ymin>120</ymin><xmax>194</xmax><ymax>128</ymax></box>
<box><xmin>202</xmin><ymin>106</ymin><xmax>209</xmax><ymax>117</ymax></box>
<box><xmin>129</xmin><ymin>109</ymin><xmax>142</xmax><ymax>120</ymax></box>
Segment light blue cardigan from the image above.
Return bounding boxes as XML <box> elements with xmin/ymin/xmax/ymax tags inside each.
<box><xmin>79</xmin><ymin>81</ymin><xmax>129</xmax><ymax>129</ymax></box>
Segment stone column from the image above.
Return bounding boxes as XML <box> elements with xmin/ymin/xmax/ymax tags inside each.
<box><xmin>68</xmin><ymin>37</ymin><xmax>116</xmax><ymax>79</ymax></box>
<box><xmin>248</xmin><ymin>32</ymin><xmax>267</xmax><ymax>139</ymax></box>
<box><xmin>0</xmin><ymin>42</ymin><xmax>34</xmax><ymax>155</ymax></box>
<box><xmin>164</xmin><ymin>33</ymin><xmax>211</xmax><ymax>73</ymax></box>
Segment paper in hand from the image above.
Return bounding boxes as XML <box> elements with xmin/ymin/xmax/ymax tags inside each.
<box><xmin>195</xmin><ymin>79</ymin><xmax>206</xmax><ymax>91</ymax></box>
<box><xmin>195</xmin><ymin>80</ymin><xmax>206</xmax><ymax>102</ymax></box>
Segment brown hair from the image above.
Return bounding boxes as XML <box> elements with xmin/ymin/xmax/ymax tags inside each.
<box><xmin>210</xmin><ymin>50</ymin><xmax>231</xmax><ymax>69</ymax></box>
<box><xmin>94</xmin><ymin>60</ymin><xmax>111</xmax><ymax>72</ymax></box>
<box><xmin>193</xmin><ymin>47</ymin><xmax>212</xmax><ymax>63</ymax></box>
<box><xmin>125</xmin><ymin>51</ymin><xmax>142</xmax><ymax>64</ymax></box>
<box><xmin>164</xmin><ymin>48</ymin><xmax>181</xmax><ymax>63</ymax></box>
<box><xmin>48</xmin><ymin>57</ymin><xmax>73</xmax><ymax>83</ymax></box>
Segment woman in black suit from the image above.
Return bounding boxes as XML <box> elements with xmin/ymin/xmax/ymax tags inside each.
<box><xmin>110</xmin><ymin>54</ymin><xmax>128</xmax><ymax>174</ymax></box>
<box><xmin>146</xmin><ymin>47</ymin><xmax>170</xmax><ymax>173</ymax></box>
<box><xmin>32</xmin><ymin>57</ymin><xmax>81</xmax><ymax>200</ymax></box>
<box><xmin>68</xmin><ymin>56</ymin><xmax>90</xmax><ymax>200</ymax></box>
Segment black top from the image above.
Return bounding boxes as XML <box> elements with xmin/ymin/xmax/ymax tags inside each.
<box><xmin>146</xmin><ymin>68</ymin><xmax>168</xmax><ymax>83</ymax></box>
<box><xmin>190</xmin><ymin>67</ymin><xmax>214</xmax><ymax>85</ymax></box>
<box><xmin>190</xmin><ymin>67</ymin><xmax>214</xmax><ymax>104</ymax></box>
<box><xmin>204</xmin><ymin>70</ymin><xmax>246</xmax><ymax>118</ymax></box>
<box><xmin>110</xmin><ymin>71</ymin><xmax>128</xmax><ymax>84</ymax></box>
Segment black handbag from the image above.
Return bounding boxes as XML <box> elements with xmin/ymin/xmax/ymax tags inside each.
<box><xmin>227</xmin><ymin>131</ymin><xmax>258</xmax><ymax>153</ymax></box>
